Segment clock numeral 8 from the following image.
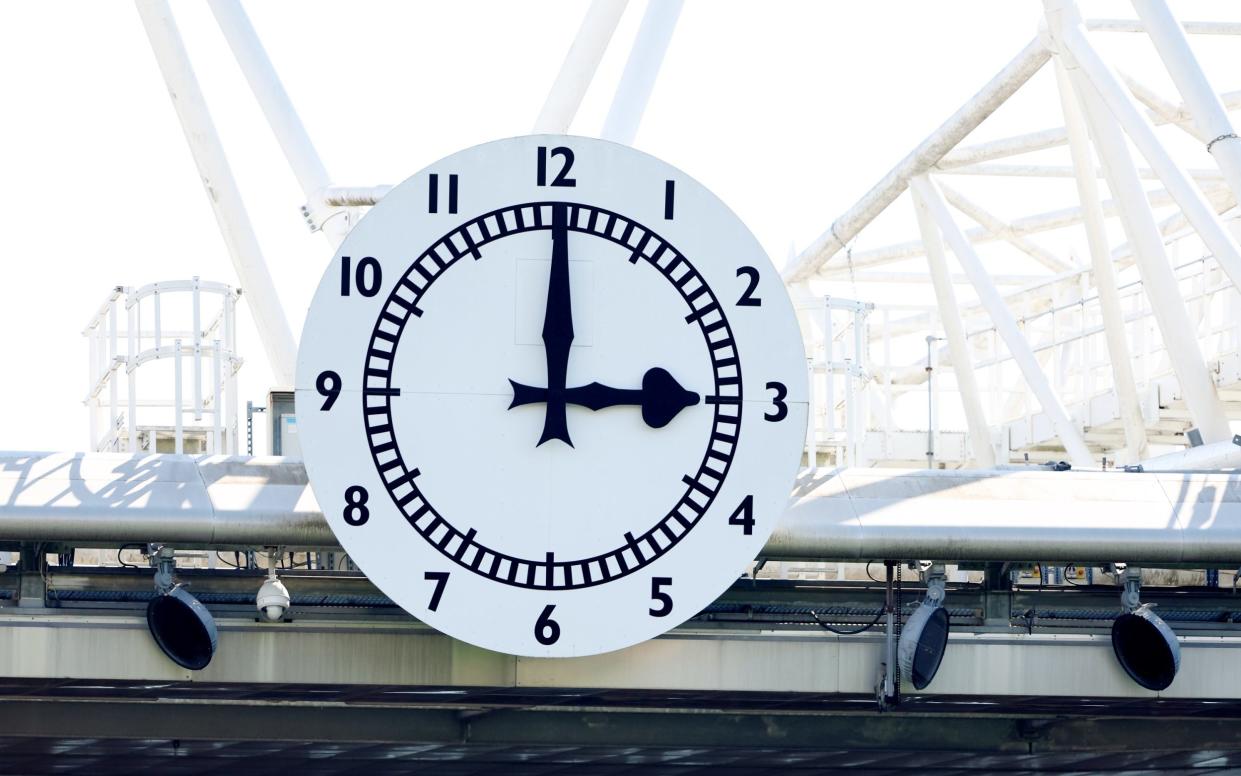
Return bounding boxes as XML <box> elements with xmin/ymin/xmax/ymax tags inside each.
<box><xmin>343</xmin><ymin>485</ymin><xmax>370</xmax><ymax>526</ymax></box>
<box><xmin>535</xmin><ymin>604</ymin><xmax>561</xmax><ymax>645</ymax></box>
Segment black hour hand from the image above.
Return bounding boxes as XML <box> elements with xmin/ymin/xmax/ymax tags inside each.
<box><xmin>510</xmin><ymin>367</ymin><xmax>700</xmax><ymax>430</ymax></box>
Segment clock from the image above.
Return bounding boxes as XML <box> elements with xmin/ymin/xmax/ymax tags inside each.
<box><xmin>296</xmin><ymin>135</ymin><xmax>807</xmax><ymax>657</ymax></box>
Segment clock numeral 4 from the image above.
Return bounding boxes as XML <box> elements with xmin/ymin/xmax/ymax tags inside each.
<box><xmin>536</xmin><ymin>146</ymin><xmax>576</xmax><ymax>187</ymax></box>
<box><xmin>343</xmin><ymin>485</ymin><xmax>370</xmax><ymax>526</ymax></box>
<box><xmin>736</xmin><ymin>266</ymin><xmax>762</xmax><ymax>307</ymax></box>
<box><xmin>534</xmin><ymin>604</ymin><xmax>561</xmax><ymax>645</ymax></box>
<box><xmin>340</xmin><ymin>256</ymin><xmax>382</xmax><ymax>297</ymax></box>
<box><xmin>316</xmin><ymin>370</ymin><xmax>341</xmax><ymax>411</ymax></box>
<box><xmin>649</xmin><ymin>576</ymin><xmax>673</xmax><ymax>617</ymax></box>
<box><xmin>424</xmin><ymin>571</ymin><xmax>449</xmax><ymax>612</ymax></box>
<box><xmin>765</xmin><ymin>381</ymin><xmax>788</xmax><ymax>422</ymax></box>
<box><xmin>729</xmin><ymin>495</ymin><xmax>755</xmax><ymax>535</ymax></box>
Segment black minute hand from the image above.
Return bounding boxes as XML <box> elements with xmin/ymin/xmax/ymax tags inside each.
<box><xmin>536</xmin><ymin>203</ymin><xmax>574</xmax><ymax>446</ymax></box>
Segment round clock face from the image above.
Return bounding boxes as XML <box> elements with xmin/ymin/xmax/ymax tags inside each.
<box><xmin>296</xmin><ymin>135</ymin><xmax>807</xmax><ymax>657</ymax></box>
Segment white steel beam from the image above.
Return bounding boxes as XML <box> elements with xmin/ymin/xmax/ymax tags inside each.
<box><xmin>600</xmin><ymin>0</ymin><xmax>683</xmax><ymax>145</ymax></box>
<box><xmin>911</xmin><ymin>180</ymin><xmax>996</xmax><ymax>468</ymax></box>
<box><xmin>910</xmin><ymin>176</ymin><xmax>1094</xmax><ymax>468</ymax></box>
<box><xmin>1055</xmin><ymin>61</ymin><xmax>1148</xmax><ymax>463</ymax></box>
<box><xmin>936</xmin><ymin>181</ymin><xmax>1076</xmax><ymax>272</ymax></box>
<box><xmin>532</xmin><ymin>0</ymin><xmax>629</xmax><ymax>134</ymax></box>
<box><xmin>940</xmin><ymin>162</ymin><xmax>1223</xmax><ymax>181</ymax></box>
<box><xmin>135</xmin><ymin>0</ymin><xmax>297</xmax><ymax>386</ymax></box>
<box><xmin>1119</xmin><ymin>70</ymin><xmax>1206</xmax><ymax>142</ymax></box>
<box><xmin>1133</xmin><ymin>0</ymin><xmax>1241</xmax><ymax>210</ymax></box>
<box><xmin>208</xmin><ymin>0</ymin><xmax>349</xmax><ymax>246</ymax></box>
<box><xmin>1087</xmin><ymin>18</ymin><xmax>1241</xmax><ymax>36</ymax></box>
<box><xmin>783</xmin><ymin>37</ymin><xmax>1051</xmax><ymax>283</ymax></box>
<box><xmin>1056</xmin><ymin>39</ymin><xmax>1234</xmax><ymax>444</ymax></box>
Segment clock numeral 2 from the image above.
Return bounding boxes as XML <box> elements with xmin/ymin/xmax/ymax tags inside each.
<box><xmin>729</xmin><ymin>495</ymin><xmax>755</xmax><ymax>535</ymax></box>
<box><xmin>537</xmin><ymin>146</ymin><xmax>576</xmax><ymax>187</ymax></box>
<box><xmin>535</xmin><ymin>604</ymin><xmax>561</xmax><ymax>645</ymax></box>
<box><xmin>343</xmin><ymin>485</ymin><xmax>370</xmax><ymax>526</ymax></box>
<box><xmin>424</xmin><ymin>571</ymin><xmax>449</xmax><ymax>612</ymax></box>
<box><xmin>736</xmin><ymin>266</ymin><xmax>762</xmax><ymax>307</ymax></box>
<box><xmin>428</xmin><ymin>173</ymin><xmax>458</xmax><ymax>214</ymax></box>
<box><xmin>649</xmin><ymin>577</ymin><xmax>673</xmax><ymax>617</ymax></box>
<box><xmin>340</xmin><ymin>256</ymin><xmax>382</xmax><ymax>297</ymax></box>
<box><xmin>765</xmin><ymin>381</ymin><xmax>789</xmax><ymax>422</ymax></box>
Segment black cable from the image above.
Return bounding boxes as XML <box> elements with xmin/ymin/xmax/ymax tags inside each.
<box><xmin>116</xmin><ymin>543</ymin><xmax>145</xmax><ymax>569</ymax></box>
<box><xmin>215</xmin><ymin>552</ymin><xmax>242</xmax><ymax>569</ymax></box>
<box><xmin>866</xmin><ymin>561</ymin><xmax>882</xmax><ymax>584</ymax></box>
<box><xmin>1063</xmin><ymin>564</ymin><xmax>1081</xmax><ymax>586</ymax></box>
<box><xmin>809</xmin><ymin>607</ymin><xmax>886</xmax><ymax>635</ymax></box>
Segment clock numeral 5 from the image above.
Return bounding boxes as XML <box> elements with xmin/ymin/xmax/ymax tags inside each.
<box><xmin>424</xmin><ymin>571</ymin><xmax>449</xmax><ymax>612</ymax></box>
<box><xmin>765</xmin><ymin>381</ymin><xmax>788</xmax><ymax>422</ymax></box>
<box><xmin>536</xmin><ymin>146</ymin><xmax>576</xmax><ymax>187</ymax></box>
<box><xmin>340</xmin><ymin>256</ymin><xmax>382</xmax><ymax>297</ymax></box>
<box><xmin>736</xmin><ymin>266</ymin><xmax>762</xmax><ymax>307</ymax></box>
<box><xmin>343</xmin><ymin>485</ymin><xmax>370</xmax><ymax>526</ymax></box>
<box><xmin>728</xmin><ymin>495</ymin><xmax>755</xmax><ymax>535</ymax></box>
<box><xmin>649</xmin><ymin>576</ymin><xmax>673</xmax><ymax>617</ymax></box>
<box><xmin>535</xmin><ymin>604</ymin><xmax>561</xmax><ymax>645</ymax></box>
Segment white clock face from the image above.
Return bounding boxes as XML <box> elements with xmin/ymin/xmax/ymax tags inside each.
<box><xmin>296</xmin><ymin>135</ymin><xmax>807</xmax><ymax>657</ymax></box>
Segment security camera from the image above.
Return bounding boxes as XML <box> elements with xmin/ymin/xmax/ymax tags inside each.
<box><xmin>256</xmin><ymin>572</ymin><xmax>290</xmax><ymax>622</ymax></box>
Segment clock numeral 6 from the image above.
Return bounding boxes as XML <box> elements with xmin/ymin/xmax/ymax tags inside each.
<box><xmin>316</xmin><ymin>370</ymin><xmax>341</xmax><ymax>411</ymax></box>
<box><xmin>424</xmin><ymin>571</ymin><xmax>449</xmax><ymax>612</ymax></box>
<box><xmin>340</xmin><ymin>256</ymin><xmax>382</xmax><ymax>297</ymax></box>
<box><xmin>535</xmin><ymin>604</ymin><xmax>561</xmax><ymax>645</ymax></box>
<box><xmin>765</xmin><ymin>381</ymin><xmax>788</xmax><ymax>422</ymax></box>
<box><xmin>736</xmin><ymin>266</ymin><xmax>762</xmax><ymax>307</ymax></box>
<box><xmin>536</xmin><ymin>146</ymin><xmax>576</xmax><ymax>187</ymax></box>
<box><xmin>343</xmin><ymin>485</ymin><xmax>370</xmax><ymax>526</ymax></box>
<box><xmin>729</xmin><ymin>495</ymin><xmax>755</xmax><ymax>535</ymax></box>
<box><xmin>649</xmin><ymin>576</ymin><xmax>673</xmax><ymax>617</ymax></box>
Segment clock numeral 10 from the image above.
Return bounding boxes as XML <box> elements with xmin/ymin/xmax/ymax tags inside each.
<box><xmin>729</xmin><ymin>495</ymin><xmax>755</xmax><ymax>535</ymax></box>
<box><xmin>535</xmin><ymin>604</ymin><xmax>561</xmax><ymax>645</ymax></box>
<box><xmin>536</xmin><ymin>146</ymin><xmax>576</xmax><ymax>187</ymax></box>
<box><xmin>649</xmin><ymin>577</ymin><xmax>673</xmax><ymax>617</ymax></box>
<box><xmin>341</xmin><ymin>256</ymin><xmax>382</xmax><ymax>297</ymax></box>
<box><xmin>343</xmin><ymin>485</ymin><xmax>370</xmax><ymax>526</ymax></box>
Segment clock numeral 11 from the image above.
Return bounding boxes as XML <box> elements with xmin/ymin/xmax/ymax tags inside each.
<box><xmin>428</xmin><ymin>173</ymin><xmax>458</xmax><ymax>214</ymax></box>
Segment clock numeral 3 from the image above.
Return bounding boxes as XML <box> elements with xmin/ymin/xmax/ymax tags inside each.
<box><xmin>649</xmin><ymin>577</ymin><xmax>673</xmax><ymax>617</ymax></box>
<box><xmin>736</xmin><ymin>266</ymin><xmax>762</xmax><ymax>307</ymax></box>
<box><xmin>729</xmin><ymin>495</ymin><xmax>755</xmax><ymax>535</ymax></box>
<box><xmin>537</xmin><ymin>146</ymin><xmax>576</xmax><ymax>187</ymax></box>
<box><xmin>535</xmin><ymin>604</ymin><xmax>561</xmax><ymax>645</ymax></box>
<box><xmin>343</xmin><ymin>485</ymin><xmax>370</xmax><ymax>526</ymax></box>
<box><xmin>424</xmin><ymin>571</ymin><xmax>449</xmax><ymax>612</ymax></box>
<box><xmin>765</xmin><ymin>381</ymin><xmax>788</xmax><ymax>422</ymax></box>
<box><xmin>316</xmin><ymin>370</ymin><xmax>341</xmax><ymax>411</ymax></box>
<box><xmin>340</xmin><ymin>256</ymin><xmax>382</xmax><ymax>297</ymax></box>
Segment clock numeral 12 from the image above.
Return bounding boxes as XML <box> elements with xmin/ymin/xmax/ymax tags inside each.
<box><xmin>649</xmin><ymin>576</ymin><xmax>673</xmax><ymax>617</ymax></box>
<box><xmin>340</xmin><ymin>256</ymin><xmax>382</xmax><ymax>297</ymax></box>
<box><xmin>729</xmin><ymin>495</ymin><xmax>755</xmax><ymax>535</ymax></box>
<box><xmin>536</xmin><ymin>146</ymin><xmax>576</xmax><ymax>187</ymax></box>
<box><xmin>535</xmin><ymin>604</ymin><xmax>561</xmax><ymax>645</ymax></box>
<box><xmin>424</xmin><ymin>571</ymin><xmax>449</xmax><ymax>612</ymax></box>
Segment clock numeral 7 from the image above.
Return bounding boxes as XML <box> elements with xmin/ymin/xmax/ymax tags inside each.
<box><xmin>536</xmin><ymin>146</ymin><xmax>576</xmax><ymax>187</ymax></box>
<box><xmin>340</xmin><ymin>256</ymin><xmax>382</xmax><ymax>297</ymax></box>
<box><xmin>424</xmin><ymin>571</ymin><xmax>449</xmax><ymax>612</ymax></box>
<box><xmin>649</xmin><ymin>577</ymin><xmax>673</xmax><ymax>617</ymax></box>
<box><xmin>535</xmin><ymin>604</ymin><xmax>561</xmax><ymax>645</ymax></box>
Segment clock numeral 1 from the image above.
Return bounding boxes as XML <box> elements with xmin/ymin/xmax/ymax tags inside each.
<box><xmin>340</xmin><ymin>256</ymin><xmax>382</xmax><ymax>297</ymax></box>
<box><xmin>664</xmin><ymin>179</ymin><xmax>675</xmax><ymax>220</ymax></box>
<box><xmin>534</xmin><ymin>604</ymin><xmax>561</xmax><ymax>645</ymax></box>
<box><xmin>428</xmin><ymin>173</ymin><xmax>458</xmax><ymax>214</ymax></box>
<box><xmin>736</xmin><ymin>266</ymin><xmax>762</xmax><ymax>307</ymax></box>
<box><xmin>537</xmin><ymin>146</ymin><xmax>576</xmax><ymax>187</ymax></box>
<box><xmin>649</xmin><ymin>576</ymin><xmax>673</xmax><ymax>617</ymax></box>
<box><xmin>424</xmin><ymin>571</ymin><xmax>449</xmax><ymax>612</ymax></box>
<box><xmin>343</xmin><ymin>485</ymin><xmax>370</xmax><ymax>526</ymax></box>
<box><xmin>729</xmin><ymin>495</ymin><xmax>755</xmax><ymax>536</ymax></box>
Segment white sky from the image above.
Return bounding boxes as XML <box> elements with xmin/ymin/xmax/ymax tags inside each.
<box><xmin>1</xmin><ymin>0</ymin><xmax>1238</xmax><ymax>452</ymax></box>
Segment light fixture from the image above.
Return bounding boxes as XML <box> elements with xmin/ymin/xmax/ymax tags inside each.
<box><xmin>256</xmin><ymin>550</ymin><xmax>290</xmax><ymax>622</ymax></box>
<box><xmin>1111</xmin><ymin>566</ymin><xmax>1179</xmax><ymax>691</ymax></box>
<box><xmin>898</xmin><ymin>563</ymin><xmax>950</xmax><ymax>690</ymax></box>
<box><xmin>145</xmin><ymin>545</ymin><xmax>218</xmax><ymax>670</ymax></box>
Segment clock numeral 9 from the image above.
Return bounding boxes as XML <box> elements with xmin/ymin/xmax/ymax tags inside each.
<box><xmin>765</xmin><ymin>381</ymin><xmax>788</xmax><ymax>422</ymax></box>
<box><xmin>316</xmin><ymin>370</ymin><xmax>341</xmax><ymax>411</ymax></box>
<box><xmin>534</xmin><ymin>604</ymin><xmax>561</xmax><ymax>645</ymax></box>
<box><xmin>536</xmin><ymin>146</ymin><xmax>576</xmax><ymax>187</ymax></box>
<box><xmin>649</xmin><ymin>577</ymin><xmax>673</xmax><ymax>617</ymax></box>
<box><xmin>343</xmin><ymin>485</ymin><xmax>370</xmax><ymax>526</ymax></box>
<box><xmin>729</xmin><ymin>495</ymin><xmax>755</xmax><ymax>535</ymax></box>
<box><xmin>736</xmin><ymin>266</ymin><xmax>762</xmax><ymax>307</ymax></box>
<box><xmin>340</xmin><ymin>256</ymin><xmax>382</xmax><ymax>297</ymax></box>
<box><xmin>424</xmin><ymin>571</ymin><xmax>449</xmax><ymax>612</ymax></box>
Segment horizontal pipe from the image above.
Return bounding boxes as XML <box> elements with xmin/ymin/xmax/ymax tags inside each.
<box><xmin>6</xmin><ymin>454</ymin><xmax>1241</xmax><ymax>564</ymax></box>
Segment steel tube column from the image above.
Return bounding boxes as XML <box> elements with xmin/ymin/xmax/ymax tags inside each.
<box><xmin>1132</xmin><ymin>0</ymin><xmax>1241</xmax><ymax>204</ymax></box>
<box><xmin>135</xmin><ymin>0</ymin><xmax>297</xmax><ymax>387</ymax></box>
<box><xmin>910</xmin><ymin>176</ymin><xmax>1094</xmax><ymax>468</ymax></box>
<box><xmin>600</xmin><ymin>0</ymin><xmax>683</xmax><ymax>145</ymax></box>
<box><xmin>1052</xmin><ymin>23</ymin><xmax>1234</xmax><ymax>444</ymax></box>
<box><xmin>208</xmin><ymin>0</ymin><xmax>348</xmax><ymax>246</ymax></box>
<box><xmin>1055</xmin><ymin>61</ymin><xmax>1149</xmax><ymax>462</ymax></box>
<box><xmin>533</xmin><ymin>0</ymin><xmax>629</xmax><ymax>133</ymax></box>
<box><xmin>911</xmin><ymin>183</ymin><xmax>996</xmax><ymax>468</ymax></box>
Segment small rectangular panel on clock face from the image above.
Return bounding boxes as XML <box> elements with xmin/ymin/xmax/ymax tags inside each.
<box><xmin>514</xmin><ymin>259</ymin><xmax>594</xmax><ymax>346</ymax></box>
